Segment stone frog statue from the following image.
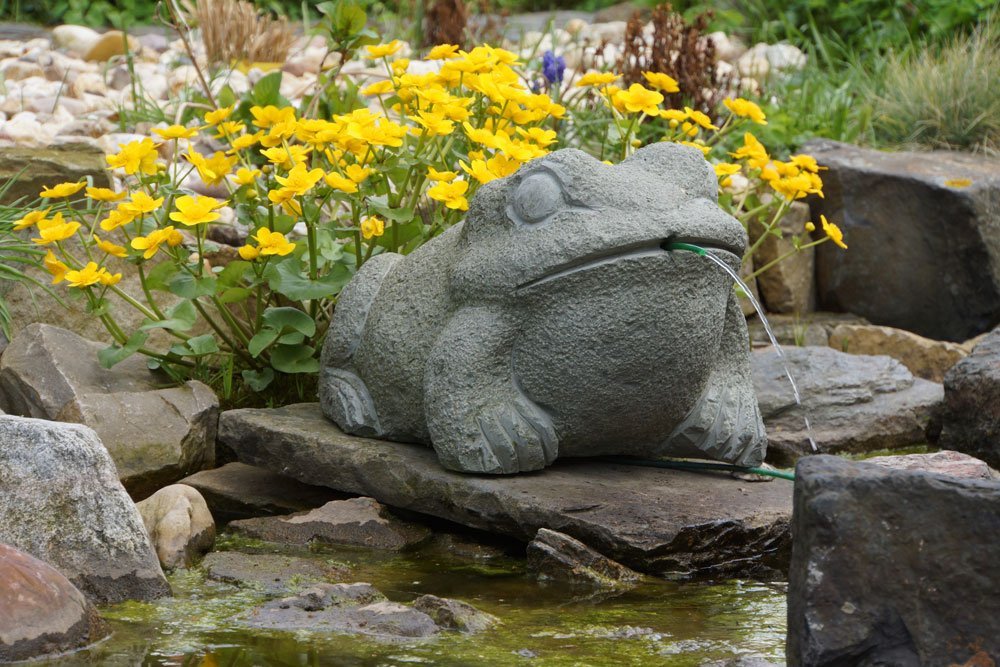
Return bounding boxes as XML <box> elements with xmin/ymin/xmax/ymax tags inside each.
<box><xmin>320</xmin><ymin>142</ymin><xmax>767</xmax><ymax>474</ymax></box>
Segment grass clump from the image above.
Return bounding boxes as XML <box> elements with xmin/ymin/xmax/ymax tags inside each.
<box><xmin>868</xmin><ymin>21</ymin><xmax>1000</xmax><ymax>154</ymax></box>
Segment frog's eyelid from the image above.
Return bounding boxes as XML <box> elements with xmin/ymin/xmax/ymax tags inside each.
<box><xmin>506</xmin><ymin>166</ymin><xmax>592</xmax><ymax>226</ymax></box>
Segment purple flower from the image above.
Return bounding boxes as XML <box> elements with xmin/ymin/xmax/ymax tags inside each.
<box><xmin>542</xmin><ymin>50</ymin><xmax>566</xmax><ymax>85</ymax></box>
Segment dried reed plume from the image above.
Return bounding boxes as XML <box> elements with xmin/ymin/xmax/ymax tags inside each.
<box><xmin>181</xmin><ymin>0</ymin><xmax>297</xmax><ymax>66</ymax></box>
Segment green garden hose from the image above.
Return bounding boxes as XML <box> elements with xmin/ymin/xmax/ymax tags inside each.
<box><xmin>666</xmin><ymin>242</ymin><xmax>708</xmax><ymax>255</ymax></box>
<box><xmin>601</xmin><ymin>456</ymin><xmax>796</xmax><ymax>481</ymax></box>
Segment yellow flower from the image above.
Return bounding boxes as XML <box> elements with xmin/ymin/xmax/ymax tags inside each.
<box><xmin>253</xmin><ymin>228</ymin><xmax>296</xmax><ymax>256</ymax></box>
<box><xmin>204</xmin><ymin>105</ymin><xmax>235</xmax><ymax>125</ymax></box>
<box><xmin>214</xmin><ymin>120</ymin><xmax>246</xmax><ymax>138</ymax></box>
<box><xmin>805</xmin><ymin>221</ymin><xmax>816</xmax><ymax>232</ymax></box>
<box><xmin>345</xmin><ymin>164</ymin><xmax>371</xmax><ymax>184</ymax></box>
<box><xmin>131</xmin><ymin>226</ymin><xmax>183</xmax><ymax>259</ymax></box>
<box><xmin>169</xmin><ymin>195</ymin><xmax>226</xmax><ymax>226</ymax></box>
<box><xmin>260</xmin><ymin>144</ymin><xmax>311</xmax><ymax>171</ymax></box>
<box><xmin>12</xmin><ymin>208</ymin><xmax>50</xmax><ymax>231</ymax></box>
<box><xmin>427</xmin><ymin>44</ymin><xmax>460</xmax><ymax>60</ymax></box>
<box><xmin>40</xmin><ymin>181</ymin><xmax>86</xmax><ymax>198</ymax></box>
<box><xmin>821</xmin><ymin>214</ymin><xmax>847</xmax><ymax>250</ymax></box>
<box><xmin>413</xmin><ymin>110</ymin><xmax>455</xmax><ymax>136</ymax></box>
<box><xmin>366</xmin><ymin>40</ymin><xmax>402</xmax><ymax>58</ymax></box>
<box><xmin>238</xmin><ymin>244</ymin><xmax>260</xmax><ymax>260</ymax></box>
<box><xmin>186</xmin><ymin>148</ymin><xmax>238</xmax><ymax>186</ymax></box>
<box><xmin>121</xmin><ymin>191</ymin><xmax>165</xmax><ymax>217</ymax></box>
<box><xmin>360</xmin><ymin>216</ymin><xmax>385</xmax><ymax>240</ymax></box>
<box><xmin>99</xmin><ymin>206</ymin><xmax>137</xmax><ymax>232</ymax></box>
<box><xmin>575</xmin><ymin>71</ymin><xmax>619</xmax><ymax>87</ymax></box>
<box><xmin>613</xmin><ymin>83</ymin><xmax>664</xmax><ymax>115</ymax></box>
<box><xmin>87</xmin><ymin>187</ymin><xmax>126</xmax><ymax>202</ymax></box>
<box><xmin>516</xmin><ymin>127</ymin><xmax>558</xmax><ymax>148</ymax></box>
<box><xmin>32</xmin><ymin>213</ymin><xmax>80</xmax><ymax>245</ymax></box>
<box><xmin>232</xmin><ymin>167</ymin><xmax>261</xmax><ymax>186</ymax></box>
<box><xmin>43</xmin><ymin>250</ymin><xmax>68</xmax><ymax>284</ymax></box>
<box><xmin>64</xmin><ymin>262</ymin><xmax>104</xmax><ymax>288</ymax></box>
<box><xmin>106</xmin><ymin>138</ymin><xmax>160</xmax><ymax>175</ymax></box>
<box><xmin>274</xmin><ymin>162</ymin><xmax>325</xmax><ymax>195</ymax></box>
<box><xmin>944</xmin><ymin>178</ymin><xmax>972</xmax><ymax>188</ymax></box>
<box><xmin>642</xmin><ymin>71</ymin><xmax>680</xmax><ymax>93</ymax></box>
<box><xmin>684</xmin><ymin>107</ymin><xmax>718</xmax><ymax>130</ymax></box>
<box><xmin>391</xmin><ymin>58</ymin><xmax>410</xmax><ymax>75</ymax></box>
<box><xmin>427</xmin><ymin>167</ymin><xmax>457</xmax><ymax>182</ymax></box>
<box><xmin>153</xmin><ymin>124</ymin><xmax>199</xmax><ymax>140</ymax></box>
<box><xmin>730</xmin><ymin>132</ymin><xmax>769</xmax><ymax>170</ymax></box>
<box><xmin>249</xmin><ymin>105</ymin><xmax>296</xmax><ymax>129</ymax></box>
<box><xmin>362</xmin><ymin>80</ymin><xmax>395</xmax><ymax>96</ymax></box>
<box><xmin>99</xmin><ymin>269</ymin><xmax>122</xmax><ymax>286</ymax></box>
<box><xmin>679</xmin><ymin>140</ymin><xmax>711</xmax><ymax>156</ymax></box>
<box><xmin>229</xmin><ymin>131</ymin><xmax>264</xmax><ymax>152</ymax></box>
<box><xmin>427</xmin><ymin>179</ymin><xmax>470</xmax><ymax>211</ymax></box>
<box><xmin>789</xmin><ymin>154</ymin><xmax>824</xmax><ymax>173</ymax></box>
<box><xmin>93</xmin><ymin>234</ymin><xmax>127</xmax><ymax>258</ymax></box>
<box><xmin>324</xmin><ymin>172</ymin><xmax>359</xmax><ymax>194</ymax></box>
<box><xmin>723</xmin><ymin>98</ymin><xmax>767</xmax><ymax>125</ymax></box>
<box><xmin>713</xmin><ymin>162</ymin><xmax>741</xmax><ymax>187</ymax></box>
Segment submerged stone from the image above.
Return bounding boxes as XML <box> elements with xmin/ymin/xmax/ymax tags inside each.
<box><xmin>136</xmin><ymin>484</ymin><xmax>216</xmax><ymax>569</ymax></box>
<box><xmin>219</xmin><ymin>403</ymin><xmax>793</xmax><ymax>577</ymax></box>
<box><xmin>201</xmin><ymin>551</ymin><xmax>347</xmax><ymax>595</ymax></box>
<box><xmin>527</xmin><ymin>528</ymin><xmax>640</xmax><ymax>587</ymax></box>
<box><xmin>412</xmin><ymin>594</ymin><xmax>499</xmax><ymax>633</ymax></box>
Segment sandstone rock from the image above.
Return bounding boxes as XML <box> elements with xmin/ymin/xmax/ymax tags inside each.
<box><xmin>864</xmin><ymin>450</ymin><xmax>997</xmax><ymax>480</ymax></box>
<box><xmin>752</xmin><ymin>346</ymin><xmax>942</xmax><ymax>466</ymax></box>
<box><xmin>411</xmin><ymin>594</ymin><xmax>498</xmax><ymax>633</ymax></box>
<box><xmin>219</xmin><ymin>403</ymin><xmax>794</xmax><ymax>577</ymax></box>
<box><xmin>0</xmin><ymin>142</ymin><xmax>110</xmax><ymax>205</ymax></box>
<box><xmin>787</xmin><ymin>455</ymin><xmax>1000</xmax><ymax>665</ymax></box>
<box><xmin>938</xmin><ymin>326</ymin><xmax>1000</xmax><ymax>468</ymax></box>
<box><xmin>0</xmin><ymin>543</ymin><xmax>107</xmax><ymax>662</ymax></box>
<box><xmin>51</xmin><ymin>25</ymin><xmax>101</xmax><ymax>56</ymax></box>
<box><xmin>748</xmin><ymin>312</ymin><xmax>868</xmax><ymax>348</ymax></box>
<box><xmin>229</xmin><ymin>497</ymin><xmax>431</xmax><ymax>550</ymax></box>
<box><xmin>84</xmin><ymin>31</ymin><xmax>139</xmax><ymax>62</ymax></box>
<box><xmin>202</xmin><ymin>551</ymin><xmax>346</xmax><ymax>595</ymax></box>
<box><xmin>242</xmin><ymin>583</ymin><xmax>439</xmax><ymax>638</ymax></box>
<box><xmin>0</xmin><ymin>324</ymin><xmax>218</xmax><ymax>497</ymax></box>
<box><xmin>828</xmin><ymin>323</ymin><xmax>968</xmax><ymax>382</ymax></box>
<box><xmin>749</xmin><ymin>201</ymin><xmax>815</xmax><ymax>314</ymax></box>
<box><xmin>136</xmin><ymin>485</ymin><xmax>215</xmax><ymax>569</ymax></box>
<box><xmin>178</xmin><ymin>462</ymin><xmax>340</xmax><ymax>523</ymax></box>
<box><xmin>1</xmin><ymin>59</ymin><xmax>44</xmax><ymax>80</ymax></box>
<box><xmin>0</xmin><ymin>416</ymin><xmax>170</xmax><ymax>603</ymax></box>
<box><xmin>527</xmin><ymin>528</ymin><xmax>640</xmax><ymax>587</ymax></box>
<box><xmin>805</xmin><ymin>139</ymin><xmax>1000</xmax><ymax>342</ymax></box>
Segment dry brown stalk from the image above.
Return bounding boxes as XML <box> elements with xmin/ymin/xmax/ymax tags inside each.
<box><xmin>181</xmin><ymin>0</ymin><xmax>297</xmax><ymax>66</ymax></box>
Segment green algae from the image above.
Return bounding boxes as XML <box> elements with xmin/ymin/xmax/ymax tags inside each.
<box><xmin>47</xmin><ymin>532</ymin><xmax>786</xmax><ymax>666</ymax></box>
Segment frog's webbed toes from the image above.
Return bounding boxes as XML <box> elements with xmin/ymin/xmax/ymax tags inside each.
<box><xmin>436</xmin><ymin>397</ymin><xmax>558</xmax><ymax>474</ymax></box>
<box><xmin>320</xmin><ymin>367</ymin><xmax>382</xmax><ymax>438</ymax></box>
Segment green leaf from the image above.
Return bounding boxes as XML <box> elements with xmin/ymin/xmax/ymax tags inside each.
<box><xmin>262</xmin><ymin>306</ymin><xmax>316</xmax><ymax>337</ymax></box>
<box><xmin>277</xmin><ymin>331</ymin><xmax>305</xmax><ymax>345</ymax></box>
<box><xmin>169</xmin><ymin>273</ymin><xmax>218</xmax><ymax>299</ymax></box>
<box><xmin>242</xmin><ymin>367</ymin><xmax>274</xmax><ymax>392</ymax></box>
<box><xmin>144</xmin><ymin>261</ymin><xmax>180</xmax><ymax>292</ymax></box>
<box><xmin>270</xmin><ymin>343</ymin><xmax>320</xmax><ymax>374</ymax></box>
<box><xmin>369</xmin><ymin>201</ymin><xmax>414</xmax><ymax>223</ymax></box>
<box><xmin>185</xmin><ymin>334</ymin><xmax>220</xmax><ymax>356</ymax></box>
<box><xmin>218</xmin><ymin>84</ymin><xmax>237</xmax><ymax>109</ymax></box>
<box><xmin>218</xmin><ymin>287</ymin><xmax>252</xmax><ymax>304</ymax></box>
<box><xmin>141</xmin><ymin>300</ymin><xmax>197</xmax><ymax>332</ymax></box>
<box><xmin>217</xmin><ymin>260</ymin><xmax>252</xmax><ymax>287</ymax></box>
<box><xmin>97</xmin><ymin>330</ymin><xmax>148</xmax><ymax>369</ymax></box>
<box><xmin>265</xmin><ymin>260</ymin><xmax>351</xmax><ymax>301</ymax></box>
<box><xmin>249</xmin><ymin>328</ymin><xmax>280</xmax><ymax>357</ymax></box>
<box><xmin>251</xmin><ymin>72</ymin><xmax>283</xmax><ymax>107</ymax></box>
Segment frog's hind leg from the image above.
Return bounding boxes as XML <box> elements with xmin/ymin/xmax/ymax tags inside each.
<box><xmin>319</xmin><ymin>252</ymin><xmax>402</xmax><ymax>437</ymax></box>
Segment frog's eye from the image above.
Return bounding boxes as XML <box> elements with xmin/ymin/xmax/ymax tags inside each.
<box><xmin>510</xmin><ymin>172</ymin><xmax>565</xmax><ymax>225</ymax></box>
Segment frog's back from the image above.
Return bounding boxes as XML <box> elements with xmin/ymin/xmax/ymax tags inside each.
<box><xmin>326</xmin><ymin>224</ymin><xmax>461</xmax><ymax>443</ymax></box>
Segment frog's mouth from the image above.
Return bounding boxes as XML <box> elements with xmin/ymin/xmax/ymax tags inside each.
<box><xmin>517</xmin><ymin>237</ymin><xmax>743</xmax><ymax>290</ymax></box>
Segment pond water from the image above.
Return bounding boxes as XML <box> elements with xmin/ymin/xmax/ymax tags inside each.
<box><xmin>46</xmin><ymin>533</ymin><xmax>786</xmax><ymax>666</ymax></box>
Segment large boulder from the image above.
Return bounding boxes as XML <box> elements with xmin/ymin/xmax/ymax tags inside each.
<box><xmin>178</xmin><ymin>462</ymin><xmax>341</xmax><ymax>524</ymax></box>
<box><xmin>0</xmin><ymin>144</ymin><xmax>111</xmax><ymax>206</ymax></box>
<box><xmin>0</xmin><ymin>543</ymin><xmax>107</xmax><ymax>662</ymax></box>
<box><xmin>787</xmin><ymin>455</ymin><xmax>1000</xmax><ymax>666</ymax></box>
<box><xmin>938</xmin><ymin>326</ymin><xmax>1000</xmax><ymax>468</ymax></box>
<box><xmin>804</xmin><ymin>140</ymin><xmax>1000</xmax><ymax>342</ymax></box>
<box><xmin>0</xmin><ymin>324</ymin><xmax>218</xmax><ymax>496</ymax></box>
<box><xmin>828</xmin><ymin>323</ymin><xmax>968</xmax><ymax>382</ymax></box>
<box><xmin>136</xmin><ymin>484</ymin><xmax>215</xmax><ymax>569</ymax></box>
<box><xmin>0</xmin><ymin>416</ymin><xmax>170</xmax><ymax>603</ymax></box>
<box><xmin>753</xmin><ymin>346</ymin><xmax>942</xmax><ymax>466</ymax></box>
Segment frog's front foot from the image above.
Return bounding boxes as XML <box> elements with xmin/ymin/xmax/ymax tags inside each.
<box><xmin>320</xmin><ymin>367</ymin><xmax>382</xmax><ymax>438</ymax></box>
<box><xmin>434</xmin><ymin>394</ymin><xmax>558</xmax><ymax>474</ymax></box>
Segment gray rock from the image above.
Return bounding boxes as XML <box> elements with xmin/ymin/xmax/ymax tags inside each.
<box><xmin>0</xmin><ymin>324</ymin><xmax>218</xmax><ymax>497</ymax></box>
<box><xmin>752</xmin><ymin>346</ymin><xmax>942</xmax><ymax>466</ymax></box>
<box><xmin>136</xmin><ymin>484</ymin><xmax>215</xmax><ymax>569</ymax></box>
<box><xmin>320</xmin><ymin>143</ymin><xmax>765</xmax><ymax>474</ymax></box>
<box><xmin>0</xmin><ymin>543</ymin><xmax>107</xmax><ymax>662</ymax></box>
<box><xmin>0</xmin><ymin>416</ymin><xmax>170</xmax><ymax>603</ymax></box>
<box><xmin>938</xmin><ymin>326</ymin><xmax>1000</xmax><ymax>468</ymax></box>
<box><xmin>411</xmin><ymin>594</ymin><xmax>498</xmax><ymax>633</ymax></box>
<box><xmin>219</xmin><ymin>403</ymin><xmax>793</xmax><ymax>577</ymax></box>
<box><xmin>243</xmin><ymin>583</ymin><xmax>439</xmax><ymax>639</ymax></box>
<box><xmin>201</xmin><ymin>551</ymin><xmax>347</xmax><ymax>595</ymax></box>
<box><xmin>805</xmin><ymin>139</ymin><xmax>1000</xmax><ymax>342</ymax></box>
<box><xmin>864</xmin><ymin>449</ymin><xmax>998</xmax><ymax>481</ymax></box>
<box><xmin>0</xmin><ymin>144</ymin><xmax>111</xmax><ymax>206</ymax></box>
<box><xmin>178</xmin><ymin>462</ymin><xmax>341</xmax><ymax>524</ymax></box>
<box><xmin>787</xmin><ymin>455</ymin><xmax>1000</xmax><ymax>666</ymax></box>
<box><xmin>527</xmin><ymin>528</ymin><xmax>640</xmax><ymax>587</ymax></box>
<box><xmin>229</xmin><ymin>497</ymin><xmax>430</xmax><ymax>550</ymax></box>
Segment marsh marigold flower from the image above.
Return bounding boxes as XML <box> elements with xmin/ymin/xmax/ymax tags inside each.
<box><xmin>821</xmin><ymin>214</ymin><xmax>847</xmax><ymax>250</ymax></box>
<box><xmin>613</xmin><ymin>84</ymin><xmax>664</xmax><ymax>115</ymax></box>
<box><xmin>170</xmin><ymin>195</ymin><xmax>226</xmax><ymax>226</ymax></box>
<box><xmin>723</xmin><ymin>98</ymin><xmax>767</xmax><ymax>125</ymax></box>
<box><xmin>366</xmin><ymin>40</ymin><xmax>402</xmax><ymax>58</ymax></box>
<box><xmin>427</xmin><ymin>180</ymin><xmax>470</xmax><ymax>211</ymax></box>
<box><xmin>427</xmin><ymin>44</ymin><xmax>459</xmax><ymax>60</ymax></box>
<box><xmin>204</xmin><ymin>105</ymin><xmax>234</xmax><ymax>125</ymax></box>
<box><xmin>93</xmin><ymin>234</ymin><xmax>127</xmax><ymax>258</ymax></box>
<box><xmin>43</xmin><ymin>250</ymin><xmax>68</xmax><ymax>284</ymax></box>
<box><xmin>32</xmin><ymin>213</ymin><xmax>80</xmax><ymax>245</ymax></box>
<box><xmin>106</xmin><ymin>138</ymin><xmax>160</xmax><ymax>175</ymax></box>
<box><xmin>87</xmin><ymin>187</ymin><xmax>126</xmax><ymax>202</ymax></box>
<box><xmin>153</xmin><ymin>125</ymin><xmax>199</xmax><ymax>140</ymax></box>
<box><xmin>642</xmin><ymin>72</ymin><xmax>679</xmax><ymax>93</ymax></box>
<box><xmin>360</xmin><ymin>216</ymin><xmax>385</xmax><ymax>240</ymax></box>
<box><xmin>12</xmin><ymin>208</ymin><xmax>50</xmax><ymax>231</ymax></box>
<box><xmin>253</xmin><ymin>228</ymin><xmax>296</xmax><ymax>256</ymax></box>
<box><xmin>131</xmin><ymin>226</ymin><xmax>183</xmax><ymax>259</ymax></box>
<box><xmin>575</xmin><ymin>71</ymin><xmax>618</xmax><ymax>87</ymax></box>
<box><xmin>40</xmin><ymin>181</ymin><xmax>86</xmax><ymax>198</ymax></box>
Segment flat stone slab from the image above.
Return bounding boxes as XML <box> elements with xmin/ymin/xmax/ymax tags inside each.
<box><xmin>219</xmin><ymin>404</ymin><xmax>794</xmax><ymax>577</ymax></box>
